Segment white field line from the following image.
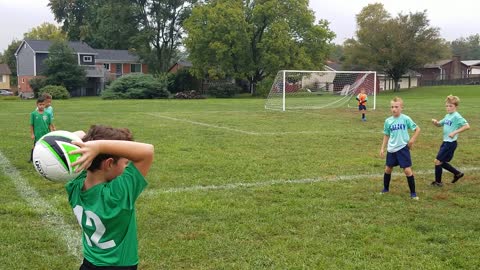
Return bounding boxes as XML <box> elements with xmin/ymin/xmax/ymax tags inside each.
<box><xmin>145</xmin><ymin>113</ymin><xmax>379</xmax><ymax>135</ymax></box>
<box><xmin>0</xmin><ymin>151</ymin><xmax>82</xmax><ymax>260</ymax></box>
<box><xmin>143</xmin><ymin>167</ymin><xmax>480</xmax><ymax>197</ymax></box>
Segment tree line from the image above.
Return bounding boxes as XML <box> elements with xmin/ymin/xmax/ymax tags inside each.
<box><xmin>1</xmin><ymin>1</ymin><xmax>480</xmax><ymax>95</ymax></box>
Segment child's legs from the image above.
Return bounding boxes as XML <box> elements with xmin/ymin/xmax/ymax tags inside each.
<box><xmin>435</xmin><ymin>141</ymin><xmax>459</xmax><ymax>175</ymax></box>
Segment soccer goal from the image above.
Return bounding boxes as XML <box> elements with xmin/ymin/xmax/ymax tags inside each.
<box><xmin>265</xmin><ymin>70</ymin><xmax>377</xmax><ymax>111</ymax></box>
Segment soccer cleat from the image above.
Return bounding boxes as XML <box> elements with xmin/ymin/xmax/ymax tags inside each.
<box><xmin>410</xmin><ymin>193</ymin><xmax>419</xmax><ymax>200</ymax></box>
<box><xmin>452</xmin><ymin>172</ymin><xmax>464</xmax><ymax>183</ymax></box>
<box><xmin>379</xmin><ymin>189</ymin><xmax>389</xmax><ymax>195</ymax></box>
<box><xmin>431</xmin><ymin>181</ymin><xmax>444</xmax><ymax>187</ymax></box>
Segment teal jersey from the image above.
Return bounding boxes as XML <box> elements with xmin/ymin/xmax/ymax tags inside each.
<box><xmin>439</xmin><ymin>111</ymin><xmax>468</xmax><ymax>142</ymax></box>
<box><xmin>30</xmin><ymin>110</ymin><xmax>51</xmax><ymax>141</ymax></box>
<box><xmin>383</xmin><ymin>114</ymin><xmax>418</xmax><ymax>153</ymax></box>
<box><xmin>65</xmin><ymin>163</ymin><xmax>147</xmax><ymax>266</ymax></box>
<box><xmin>45</xmin><ymin>106</ymin><xmax>54</xmax><ymax>120</ymax></box>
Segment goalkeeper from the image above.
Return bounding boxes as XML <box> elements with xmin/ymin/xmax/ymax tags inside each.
<box><xmin>356</xmin><ymin>88</ymin><xmax>368</xmax><ymax>121</ymax></box>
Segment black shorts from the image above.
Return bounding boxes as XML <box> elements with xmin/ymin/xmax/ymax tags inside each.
<box><xmin>80</xmin><ymin>259</ymin><xmax>137</xmax><ymax>270</ymax></box>
<box><xmin>436</xmin><ymin>141</ymin><xmax>457</xmax><ymax>162</ymax></box>
<box><xmin>358</xmin><ymin>105</ymin><xmax>367</xmax><ymax>111</ymax></box>
<box><xmin>386</xmin><ymin>146</ymin><xmax>412</xmax><ymax>168</ymax></box>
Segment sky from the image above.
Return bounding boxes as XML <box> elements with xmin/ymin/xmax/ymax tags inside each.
<box><xmin>1</xmin><ymin>0</ymin><xmax>480</xmax><ymax>53</ymax></box>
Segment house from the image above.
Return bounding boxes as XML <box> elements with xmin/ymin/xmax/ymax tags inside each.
<box><xmin>95</xmin><ymin>49</ymin><xmax>148</xmax><ymax>82</ymax></box>
<box><xmin>0</xmin><ymin>64</ymin><xmax>12</xmax><ymax>90</ymax></box>
<box><xmin>377</xmin><ymin>70</ymin><xmax>421</xmax><ymax>91</ymax></box>
<box><xmin>167</xmin><ymin>59</ymin><xmax>192</xmax><ymax>74</ymax></box>
<box><xmin>15</xmin><ymin>39</ymin><xmax>147</xmax><ymax>97</ymax></box>
<box><xmin>416</xmin><ymin>56</ymin><xmax>468</xmax><ymax>83</ymax></box>
<box><xmin>461</xmin><ymin>60</ymin><xmax>480</xmax><ymax>76</ymax></box>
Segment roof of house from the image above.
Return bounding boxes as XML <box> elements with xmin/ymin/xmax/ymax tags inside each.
<box><xmin>21</xmin><ymin>39</ymin><xmax>98</xmax><ymax>54</ymax></box>
<box><xmin>325</xmin><ymin>60</ymin><xmax>342</xmax><ymax>71</ymax></box>
<box><xmin>422</xmin><ymin>59</ymin><xmax>452</xmax><ymax>68</ymax></box>
<box><xmin>95</xmin><ymin>49</ymin><xmax>140</xmax><ymax>62</ymax></box>
<box><xmin>461</xmin><ymin>60</ymin><xmax>480</xmax><ymax>66</ymax></box>
<box><xmin>0</xmin><ymin>64</ymin><xmax>12</xmax><ymax>75</ymax></box>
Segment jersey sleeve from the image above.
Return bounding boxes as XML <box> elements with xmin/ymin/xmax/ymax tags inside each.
<box><xmin>111</xmin><ymin>163</ymin><xmax>148</xmax><ymax>209</ymax></box>
<box><xmin>406</xmin><ymin>116</ymin><xmax>418</xmax><ymax>131</ymax></box>
<box><xmin>383</xmin><ymin>120</ymin><xmax>390</xmax><ymax>135</ymax></box>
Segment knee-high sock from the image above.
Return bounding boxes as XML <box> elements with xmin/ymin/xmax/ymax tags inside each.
<box><xmin>384</xmin><ymin>173</ymin><xmax>391</xmax><ymax>191</ymax></box>
<box><xmin>362</xmin><ymin>113</ymin><xmax>365</xmax><ymax>119</ymax></box>
<box><xmin>441</xmin><ymin>162</ymin><xmax>460</xmax><ymax>175</ymax></box>
<box><xmin>435</xmin><ymin>165</ymin><xmax>443</xmax><ymax>182</ymax></box>
<box><xmin>30</xmin><ymin>148</ymin><xmax>33</xmax><ymax>162</ymax></box>
<box><xmin>407</xmin><ymin>175</ymin><xmax>416</xmax><ymax>194</ymax></box>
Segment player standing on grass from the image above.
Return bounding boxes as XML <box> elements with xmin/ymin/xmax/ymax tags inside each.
<box><xmin>431</xmin><ymin>95</ymin><xmax>470</xmax><ymax>187</ymax></box>
<box><xmin>29</xmin><ymin>96</ymin><xmax>53</xmax><ymax>162</ymax></box>
<box><xmin>356</xmin><ymin>88</ymin><xmax>368</xmax><ymax>121</ymax></box>
<box><xmin>67</xmin><ymin>125</ymin><xmax>154</xmax><ymax>270</ymax></box>
<box><xmin>380</xmin><ymin>97</ymin><xmax>421</xmax><ymax>200</ymax></box>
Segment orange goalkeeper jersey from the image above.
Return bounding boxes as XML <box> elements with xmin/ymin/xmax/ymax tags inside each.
<box><xmin>357</xmin><ymin>93</ymin><xmax>368</xmax><ymax>105</ymax></box>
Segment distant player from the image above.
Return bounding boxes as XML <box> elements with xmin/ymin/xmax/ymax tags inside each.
<box><xmin>380</xmin><ymin>97</ymin><xmax>421</xmax><ymax>200</ymax></box>
<box><xmin>29</xmin><ymin>96</ymin><xmax>53</xmax><ymax>162</ymax></box>
<box><xmin>431</xmin><ymin>95</ymin><xmax>470</xmax><ymax>186</ymax></box>
<box><xmin>356</xmin><ymin>88</ymin><xmax>368</xmax><ymax>121</ymax></box>
<box><xmin>42</xmin><ymin>93</ymin><xmax>56</xmax><ymax>131</ymax></box>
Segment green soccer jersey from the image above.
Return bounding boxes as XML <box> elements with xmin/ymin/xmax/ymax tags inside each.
<box><xmin>30</xmin><ymin>110</ymin><xmax>51</xmax><ymax>141</ymax></box>
<box><xmin>383</xmin><ymin>114</ymin><xmax>418</xmax><ymax>153</ymax></box>
<box><xmin>439</xmin><ymin>111</ymin><xmax>468</xmax><ymax>142</ymax></box>
<box><xmin>65</xmin><ymin>163</ymin><xmax>147</xmax><ymax>267</ymax></box>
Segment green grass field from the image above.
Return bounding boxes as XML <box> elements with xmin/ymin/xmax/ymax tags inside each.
<box><xmin>1</xmin><ymin>85</ymin><xmax>479</xmax><ymax>269</ymax></box>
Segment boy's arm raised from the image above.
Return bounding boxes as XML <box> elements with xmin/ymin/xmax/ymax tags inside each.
<box><xmin>71</xmin><ymin>140</ymin><xmax>154</xmax><ymax>177</ymax></box>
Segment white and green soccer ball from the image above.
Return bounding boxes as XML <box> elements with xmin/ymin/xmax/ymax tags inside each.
<box><xmin>32</xmin><ymin>130</ymin><xmax>82</xmax><ymax>182</ymax></box>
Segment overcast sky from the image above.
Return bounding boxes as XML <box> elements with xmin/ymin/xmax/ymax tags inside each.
<box><xmin>1</xmin><ymin>0</ymin><xmax>480</xmax><ymax>53</ymax></box>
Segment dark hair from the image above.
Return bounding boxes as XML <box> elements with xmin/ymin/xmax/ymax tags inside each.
<box><xmin>37</xmin><ymin>96</ymin><xmax>46</xmax><ymax>103</ymax></box>
<box><xmin>83</xmin><ymin>125</ymin><xmax>134</xmax><ymax>171</ymax></box>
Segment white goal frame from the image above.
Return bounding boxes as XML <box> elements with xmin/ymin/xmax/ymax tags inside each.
<box><xmin>265</xmin><ymin>70</ymin><xmax>377</xmax><ymax>111</ymax></box>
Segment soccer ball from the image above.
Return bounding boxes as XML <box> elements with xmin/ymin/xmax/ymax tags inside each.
<box><xmin>32</xmin><ymin>130</ymin><xmax>82</xmax><ymax>182</ymax></box>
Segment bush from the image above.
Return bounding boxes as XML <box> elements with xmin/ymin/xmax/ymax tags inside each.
<box><xmin>29</xmin><ymin>77</ymin><xmax>48</xmax><ymax>98</ymax></box>
<box><xmin>256</xmin><ymin>77</ymin><xmax>274</xmax><ymax>98</ymax></box>
<box><xmin>173</xmin><ymin>90</ymin><xmax>205</xmax><ymax>99</ymax></box>
<box><xmin>168</xmin><ymin>69</ymin><xmax>201</xmax><ymax>94</ymax></box>
<box><xmin>207</xmin><ymin>83</ymin><xmax>241</xmax><ymax>98</ymax></box>
<box><xmin>39</xmin><ymin>85</ymin><xmax>70</xmax><ymax>99</ymax></box>
<box><xmin>101</xmin><ymin>73</ymin><xmax>170</xmax><ymax>99</ymax></box>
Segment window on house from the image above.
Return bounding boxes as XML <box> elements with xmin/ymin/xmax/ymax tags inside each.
<box><xmin>83</xmin><ymin>56</ymin><xmax>93</xmax><ymax>62</ymax></box>
<box><xmin>104</xmin><ymin>63</ymin><xmax>110</xmax><ymax>70</ymax></box>
<box><xmin>0</xmin><ymin>76</ymin><xmax>4</xmax><ymax>82</ymax></box>
<box><xmin>131</xmin><ymin>64</ymin><xmax>141</xmax><ymax>73</ymax></box>
<box><xmin>22</xmin><ymin>78</ymin><xmax>25</xmax><ymax>83</ymax></box>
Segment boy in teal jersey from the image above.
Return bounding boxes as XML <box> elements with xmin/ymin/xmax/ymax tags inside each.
<box><xmin>380</xmin><ymin>97</ymin><xmax>421</xmax><ymax>199</ymax></box>
<box><xmin>29</xmin><ymin>96</ymin><xmax>53</xmax><ymax>162</ymax></box>
<box><xmin>431</xmin><ymin>95</ymin><xmax>470</xmax><ymax>186</ymax></box>
<box><xmin>66</xmin><ymin>125</ymin><xmax>154</xmax><ymax>269</ymax></box>
<box><xmin>42</xmin><ymin>93</ymin><xmax>56</xmax><ymax>131</ymax></box>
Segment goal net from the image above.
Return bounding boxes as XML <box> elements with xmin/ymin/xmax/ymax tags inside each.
<box><xmin>265</xmin><ymin>70</ymin><xmax>377</xmax><ymax>111</ymax></box>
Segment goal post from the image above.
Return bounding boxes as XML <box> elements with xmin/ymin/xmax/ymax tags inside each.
<box><xmin>265</xmin><ymin>70</ymin><xmax>377</xmax><ymax>111</ymax></box>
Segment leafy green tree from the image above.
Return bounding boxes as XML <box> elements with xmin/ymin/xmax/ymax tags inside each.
<box><xmin>450</xmin><ymin>34</ymin><xmax>480</xmax><ymax>60</ymax></box>
<box><xmin>23</xmin><ymin>22</ymin><xmax>67</xmax><ymax>41</ymax></box>
<box><xmin>43</xmin><ymin>41</ymin><xmax>86</xmax><ymax>92</ymax></box>
<box><xmin>184</xmin><ymin>0</ymin><xmax>335</xmax><ymax>95</ymax></box>
<box><xmin>343</xmin><ymin>3</ymin><xmax>449</xmax><ymax>90</ymax></box>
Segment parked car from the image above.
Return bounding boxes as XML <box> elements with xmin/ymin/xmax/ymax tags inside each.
<box><xmin>0</xmin><ymin>89</ymin><xmax>14</xmax><ymax>96</ymax></box>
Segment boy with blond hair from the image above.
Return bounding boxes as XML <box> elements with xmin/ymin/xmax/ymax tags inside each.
<box><xmin>380</xmin><ymin>97</ymin><xmax>421</xmax><ymax>199</ymax></box>
<box><xmin>431</xmin><ymin>95</ymin><xmax>470</xmax><ymax>186</ymax></box>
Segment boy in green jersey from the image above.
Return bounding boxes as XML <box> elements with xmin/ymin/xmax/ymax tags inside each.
<box><xmin>431</xmin><ymin>95</ymin><xmax>470</xmax><ymax>186</ymax></box>
<box><xmin>67</xmin><ymin>125</ymin><xmax>154</xmax><ymax>269</ymax></box>
<box><xmin>380</xmin><ymin>97</ymin><xmax>421</xmax><ymax>200</ymax></box>
<box><xmin>29</xmin><ymin>96</ymin><xmax>53</xmax><ymax>162</ymax></box>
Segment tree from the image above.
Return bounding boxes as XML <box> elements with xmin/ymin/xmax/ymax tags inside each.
<box><xmin>23</xmin><ymin>22</ymin><xmax>67</xmax><ymax>41</ymax></box>
<box><xmin>43</xmin><ymin>41</ymin><xmax>86</xmax><ymax>92</ymax></box>
<box><xmin>184</xmin><ymin>0</ymin><xmax>335</xmax><ymax>95</ymax></box>
<box><xmin>450</xmin><ymin>34</ymin><xmax>480</xmax><ymax>60</ymax></box>
<box><xmin>343</xmin><ymin>3</ymin><xmax>449</xmax><ymax>90</ymax></box>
